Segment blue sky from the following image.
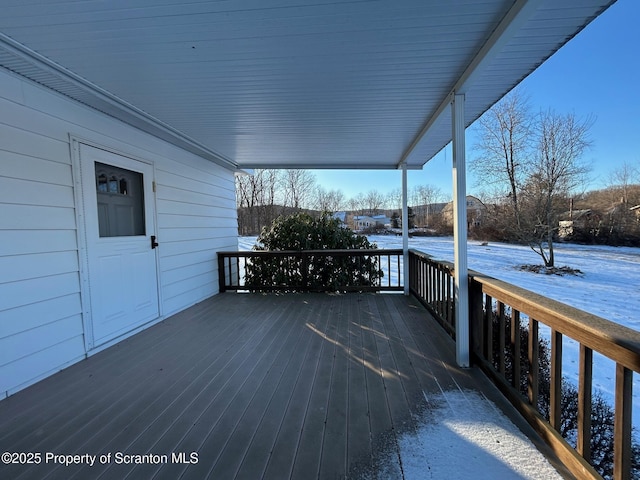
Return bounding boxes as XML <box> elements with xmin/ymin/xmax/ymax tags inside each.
<box><xmin>312</xmin><ymin>0</ymin><xmax>639</xmax><ymax>202</ymax></box>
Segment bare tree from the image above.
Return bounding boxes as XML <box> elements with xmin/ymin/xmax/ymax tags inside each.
<box><xmin>363</xmin><ymin>189</ymin><xmax>386</xmax><ymax>215</ymax></box>
<box><xmin>236</xmin><ymin>171</ymin><xmax>262</xmax><ymax>235</ymax></box>
<box><xmin>523</xmin><ymin>110</ymin><xmax>593</xmax><ymax>266</ymax></box>
<box><xmin>347</xmin><ymin>194</ymin><xmax>365</xmax><ymax>229</ymax></box>
<box><xmin>608</xmin><ymin>161</ymin><xmax>639</xmax><ymax>205</ymax></box>
<box><xmin>386</xmin><ymin>188</ymin><xmax>403</xmax><ymax>211</ymax></box>
<box><xmin>602</xmin><ymin>161</ymin><xmax>640</xmax><ymax>240</ymax></box>
<box><xmin>236</xmin><ymin>169</ymin><xmax>283</xmax><ymax>235</ymax></box>
<box><xmin>473</xmin><ymin>91</ymin><xmax>595</xmax><ymax>266</ymax></box>
<box><xmin>261</xmin><ymin>169</ymin><xmax>281</xmax><ymax>224</ymax></box>
<box><xmin>472</xmin><ymin>88</ymin><xmax>532</xmax><ymax>227</ymax></box>
<box><xmin>412</xmin><ymin>184</ymin><xmax>443</xmax><ymax>227</ymax></box>
<box><xmin>281</xmin><ymin>169</ymin><xmax>316</xmax><ymax>209</ymax></box>
<box><xmin>315</xmin><ymin>186</ymin><xmax>345</xmax><ymax>213</ymax></box>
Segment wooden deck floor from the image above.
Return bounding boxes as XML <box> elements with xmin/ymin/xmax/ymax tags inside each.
<box><xmin>0</xmin><ymin>293</ymin><xmax>563</xmax><ymax>479</ymax></box>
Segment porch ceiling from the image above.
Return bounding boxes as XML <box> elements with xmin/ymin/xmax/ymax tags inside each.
<box><xmin>0</xmin><ymin>0</ymin><xmax>614</xmax><ymax>170</ymax></box>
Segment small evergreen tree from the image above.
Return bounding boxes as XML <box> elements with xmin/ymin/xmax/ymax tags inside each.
<box><xmin>245</xmin><ymin>212</ymin><xmax>383</xmax><ymax>292</ymax></box>
<box><xmin>407</xmin><ymin>206</ymin><xmax>416</xmax><ymax>229</ymax></box>
<box><xmin>391</xmin><ymin>211</ymin><xmax>400</xmax><ymax>229</ymax></box>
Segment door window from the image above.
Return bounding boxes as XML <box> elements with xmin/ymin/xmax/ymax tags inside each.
<box><xmin>95</xmin><ymin>162</ymin><xmax>145</xmax><ymax>237</ymax></box>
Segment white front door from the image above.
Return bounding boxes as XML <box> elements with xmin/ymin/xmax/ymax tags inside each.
<box><xmin>79</xmin><ymin>144</ymin><xmax>160</xmax><ymax>349</ymax></box>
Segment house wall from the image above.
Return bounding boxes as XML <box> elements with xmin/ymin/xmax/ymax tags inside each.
<box><xmin>442</xmin><ymin>196</ymin><xmax>487</xmax><ymax>227</ymax></box>
<box><xmin>0</xmin><ymin>67</ymin><xmax>238</xmax><ymax>399</ymax></box>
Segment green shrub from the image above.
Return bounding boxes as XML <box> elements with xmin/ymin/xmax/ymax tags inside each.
<box><xmin>245</xmin><ymin>212</ymin><xmax>383</xmax><ymax>292</ymax></box>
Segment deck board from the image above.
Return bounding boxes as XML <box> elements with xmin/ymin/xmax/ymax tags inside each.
<box><xmin>0</xmin><ymin>292</ymin><xmax>563</xmax><ymax>479</ymax></box>
<box><xmin>261</xmin><ymin>298</ymin><xmax>332</xmax><ymax>480</ymax></box>
<box><xmin>318</xmin><ymin>295</ymin><xmax>349</xmax><ymax>479</ymax></box>
<box><xmin>345</xmin><ymin>296</ymin><xmax>373</xmax><ymax>477</ymax></box>
<box><xmin>289</xmin><ymin>297</ymin><xmax>337</xmax><ymax>480</ymax></box>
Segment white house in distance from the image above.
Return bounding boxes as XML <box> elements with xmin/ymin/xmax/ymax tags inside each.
<box><xmin>352</xmin><ymin>214</ymin><xmax>391</xmax><ymax>231</ymax></box>
<box><xmin>0</xmin><ymin>2</ymin><xmax>615</xmax><ymax>399</ymax></box>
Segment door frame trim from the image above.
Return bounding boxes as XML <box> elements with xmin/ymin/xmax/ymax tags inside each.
<box><xmin>70</xmin><ymin>135</ymin><xmax>163</xmax><ymax>353</ymax></box>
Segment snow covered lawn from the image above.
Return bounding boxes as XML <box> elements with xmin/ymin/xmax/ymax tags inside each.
<box><xmin>369</xmin><ymin>235</ymin><xmax>639</xmax><ymax>331</ymax></box>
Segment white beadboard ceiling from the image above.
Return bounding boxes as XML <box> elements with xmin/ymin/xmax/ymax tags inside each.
<box><xmin>0</xmin><ymin>0</ymin><xmax>615</xmax><ymax>171</ymax></box>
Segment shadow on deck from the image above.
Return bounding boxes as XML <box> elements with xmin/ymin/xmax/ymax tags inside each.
<box><xmin>0</xmin><ymin>293</ymin><xmax>569</xmax><ymax>479</ymax></box>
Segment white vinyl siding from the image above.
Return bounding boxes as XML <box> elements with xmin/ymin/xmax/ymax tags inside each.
<box><xmin>155</xmin><ymin>164</ymin><xmax>237</xmax><ymax>314</ymax></box>
<box><xmin>0</xmin><ymin>67</ymin><xmax>237</xmax><ymax>398</ymax></box>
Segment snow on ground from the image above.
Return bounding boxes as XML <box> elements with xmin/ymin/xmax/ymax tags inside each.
<box><xmin>238</xmin><ymin>235</ymin><xmax>640</xmax><ymax>426</ymax></box>
<box><xmin>369</xmin><ymin>235</ymin><xmax>640</xmax><ymax>331</ymax></box>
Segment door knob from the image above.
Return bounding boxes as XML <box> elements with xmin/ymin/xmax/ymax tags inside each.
<box><xmin>151</xmin><ymin>235</ymin><xmax>159</xmax><ymax>249</ymax></box>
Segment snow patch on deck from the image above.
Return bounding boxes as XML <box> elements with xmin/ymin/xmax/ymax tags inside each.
<box><xmin>383</xmin><ymin>390</ymin><xmax>563</xmax><ymax>479</ymax></box>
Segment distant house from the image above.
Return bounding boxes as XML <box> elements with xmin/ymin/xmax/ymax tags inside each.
<box><xmin>333</xmin><ymin>211</ymin><xmax>347</xmax><ymax>224</ymax></box>
<box><xmin>441</xmin><ymin>196</ymin><xmax>487</xmax><ymax>227</ymax></box>
<box><xmin>558</xmin><ymin>209</ymin><xmax>599</xmax><ymax>238</ymax></box>
<box><xmin>352</xmin><ymin>214</ymin><xmax>391</xmax><ymax>231</ymax></box>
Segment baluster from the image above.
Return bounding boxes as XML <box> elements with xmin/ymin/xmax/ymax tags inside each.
<box><xmin>422</xmin><ymin>259</ymin><xmax>426</xmax><ymax>301</ymax></box>
<box><xmin>528</xmin><ymin>318</ymin><xmax>539</xmax><ymax>408</ymax></box>
<box><xmin>550</xmin><ymin>329</ymin><xmax>562</xmax><ymax>429</ymax></box>
<box><xmin>433</xmin><ymin>261</ymin><xmax>438</xmax><ymax>307</ymax></box>
<box><xmin>614</xmin><ymin>364</ymin><xmax>632</xmax><ymax>480</ymax></box>
<box><xmin>450</xmin><ymin>272</ymin><xmax>455</xmax><ymax>332</ymax></box>
<box><xmin>484</xmin><ymin>294</ymin><xmax>492</xmax><ymax>361</ymax></box>
<box><xmin>430</xmin><ymin>261</ymin><xmax>435</xmax><ymax>305</ymax></box>
<box><xmin>426</xmin><ymin>261</ymin><xmax>430</xmax><ymax>303</ymax></box>
<box><xmin>440</xmin><ymin>266</ymin><xmax>445</xmax><ymax>320</ymax></box>
<box><xmin>436</xmin><ymin>264</ymin><xmax>441</xmax><ymax>315</ymax></box>
<box><xmin>447</xmin><ymin>269</ymin><xmax>453</xmax><ymax>328</ymax></box>
<box><xmin>511</xmin><ymin>310</ymin><xmax>521</xmax><ymax>391</ymax></box>
<box><xmin>498</xmin><ymin>302</ymin><xmax>506</xmax><ymax>375</ymax></box>
<box><xmin>217</xmin><ymin>254</ymin><xmax>226</xmax><ymax>292</ymax></box>
<box><xmin>577</xmin><ymin>345</ymin><xmax>592</xmax><ymax>463</ymax></box>
<box><xmin>469</xmin><ymin>278</ymin><xmax>484</xmax><ymax>359</ymax></box>
<box><xmin>417</xmin><ymin>256</ymin><xmax>421</xmax><ymax>296</ymax></box>
<box><xmin>421</xmin><ymin>257</ymin><xmax>425</xmax><ymax>297</ymax></box>
<box><xmin>440</xmin><ymin>265</ymin><xmax>445</xmax><ymax>317</ymax></box>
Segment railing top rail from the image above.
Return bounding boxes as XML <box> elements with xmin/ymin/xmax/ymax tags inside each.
<box><xmin>409</xmin><ymin>248</ymin><xmax>455</xmax><ymax>272</ymax></box>
<box><xmin>219</xmin><ymin>248</ymin><xmax>404</xmax><ymax>256</ymax></box>
<box><xmin>408</xmin><ymin>248</ymin><xmax>433</xmax><ymax>260</ymax></box>
<box><xmin>471</xmin><ymin>271</ymin><xmax>640</xmax><ymax>372</ymax></box>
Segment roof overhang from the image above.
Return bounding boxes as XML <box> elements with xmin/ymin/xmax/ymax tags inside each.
<box><xmin>0</xmin><ymin>0</ymin><xmax>615</xmax><ymax>171</ymax></box>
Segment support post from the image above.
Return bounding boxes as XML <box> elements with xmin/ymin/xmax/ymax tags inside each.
<box><xmin>452</xmin><ymin>93</ymin><xmax>469</xmax><ymax>367</ymax></box>
<box><xmin>402</xmin><ymin>164</ymin><xmax>409</xmax><ymax>295</ymax></box>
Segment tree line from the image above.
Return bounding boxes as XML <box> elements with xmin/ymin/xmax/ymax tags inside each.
<box><xmin>236</xmin><ymin>169</ymin><xmax>447</xmax><ymax>235</ymax></box>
